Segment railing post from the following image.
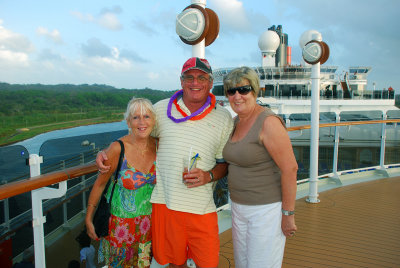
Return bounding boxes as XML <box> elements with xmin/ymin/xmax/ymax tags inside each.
<box><xmin>30</xmin><ymin>154</ymin><xmax>68</xmax><ymax>268</ymax></box>
<box><xmin>1</xmin><ymin>180</ymin><xmax>10</xmax><ymax>238</ymax></box>
<box><xmin>380</xmin><ymin>112</ymin><xmax>387</xmax><ymax>170</ymax></box>
<box><xmin>63</xmin><ymin>201</ymin><xmax>68</xmax><ymax>226</ymax></box>
<box><xmin>332</xmin><ymin>112</ymin><xmax>341</xmax><ymax>179</ymax></box>
<box><xmin>307</xmin><ymin>62</ymin><xmax>321</xmax><ymax>203</ymax></box>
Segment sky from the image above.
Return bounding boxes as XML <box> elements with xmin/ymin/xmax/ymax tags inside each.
<box><xmin>0</xmin><ymin>0</ymin><xmax>399</xmax><ymax>93</ymax></box>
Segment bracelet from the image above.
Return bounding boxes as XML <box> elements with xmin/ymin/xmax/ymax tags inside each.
<box><xmin>87</xmin><ymin>203</ymin><xmax>97</xmax><ymax>209</ymax></box>
<box><xmin>208</xmin><ymin>171</ymin><xmax>214</xmax><ymax>183</ymax></box>
<box><xmin>281</xmin><ymin>209</ymin><xmax>295</xmax><ymax>216</ymax></box>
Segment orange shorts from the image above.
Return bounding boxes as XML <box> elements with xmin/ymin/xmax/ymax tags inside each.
<box><xmin>152</xmin><ymin>203</ymin><xmax>219</xmax><ymax>267</ymax></box>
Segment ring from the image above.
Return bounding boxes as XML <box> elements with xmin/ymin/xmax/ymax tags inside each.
<box><xmin>290</xmin><ymin>231</ymin><xmax>295</xmax><ymax>235</ymax></box>
<box><xmin>196</xmin><ymin>177</ymin><xmax>199</xmax><ymax>182</ymax></box>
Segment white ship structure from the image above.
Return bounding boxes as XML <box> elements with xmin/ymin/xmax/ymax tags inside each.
<box><xmin>211</xmin><ymin>25</ymin><xmax>397</xmax><ymax>117</ymax></box>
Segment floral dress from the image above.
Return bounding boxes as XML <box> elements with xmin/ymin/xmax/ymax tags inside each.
<box><xmin>99</xmin><ymin>156</ymin><xmax>156</xmax><ymax>268</ymax></box>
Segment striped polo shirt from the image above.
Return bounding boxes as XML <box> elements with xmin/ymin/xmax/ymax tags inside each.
<box><xmin>150</xmin><ymin>97</ymin><xmax>233</xmax><ymax>215</ymax></box>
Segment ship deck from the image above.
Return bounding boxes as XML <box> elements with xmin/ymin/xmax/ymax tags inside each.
<box><xmin>219</xmin><ymin>176</ymin><xmax>400</xmax><ymax>268</ymax></box>
<box><xmin>46</xmin><ymin>176</ymin><xmax>400</xmax><ymax>267</ymax></box>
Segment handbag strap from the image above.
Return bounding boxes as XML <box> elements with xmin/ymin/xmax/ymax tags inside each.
<box><xmin>108</xmin><ymin>139</ymin><xmax>125</xmax><ymax>204</ymax></box>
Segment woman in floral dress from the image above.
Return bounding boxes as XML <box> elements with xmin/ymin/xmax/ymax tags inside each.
<box><xmin>86</xmin><ymin>98</ymin><xmax>157</xmax><ymax>267</ymax></box>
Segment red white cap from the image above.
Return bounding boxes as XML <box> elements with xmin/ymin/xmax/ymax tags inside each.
<box><xmin>181</xmin><ymin>57</ymin><xmax>212</xmax><ymax>75</ymax></box>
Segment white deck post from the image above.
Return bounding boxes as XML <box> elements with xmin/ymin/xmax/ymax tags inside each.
<box><xmin>379</xmin><ymin>112</ymin><xmax>387</xmax><ymax>169</ymax></box>
<box><xmin>191</xmin><ymin>0</ymin><xmax>206</xmax><ymax>58</ymax></box>
<box><xmin>307</xmin><ymin>62</ymin><xmax>321</xmax><ymax>203</ymax></box>
<box><xmin>332</xmin><ymin>112</ymin><xmax>341</xmax><ymax>179</ymax></box>
<box><xmin>192</xmin><ymin>39</ymin><xmax>205</xmax><ymax>58</ymax></box>
<box><xmin>30</xmin><ymin>154</ymin><xmax>67</xmax><ymax>268</ymax></box>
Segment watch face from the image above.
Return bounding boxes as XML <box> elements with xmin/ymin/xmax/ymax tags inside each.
<box><xmin>282</xmin><ymin>210</ymin><xmax>294</xmax><ymax>216</ymax></box>
<box><xmin>302</xmin><ymin>41</ymin><xmax>323</xmax><ymax>64</ymax></box>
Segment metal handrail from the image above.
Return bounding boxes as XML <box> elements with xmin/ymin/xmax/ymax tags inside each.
<box><xmin>287</xmin><ymin>119</ymin><xmax>400</xmax><ymax>131</ymax></box>
<box><xmin>1</xmin><ymin>119</ymin><xmax>399</xmax><ymax>201</ymax></box>
<box><xmin>0</xmin><ymin>163</ymin><xmax>97</xmax><ymax>200</ymax></box>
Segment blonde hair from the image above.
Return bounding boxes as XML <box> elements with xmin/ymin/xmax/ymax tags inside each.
<box><xmin>223</xmin><ymin>66</ymin><xmax>260</xmax><ymax>97</ymax></box>
<box><xmin>124</xmin><ymin>98</ymin><xmax>156</xmax><ymax>122</ymax></box>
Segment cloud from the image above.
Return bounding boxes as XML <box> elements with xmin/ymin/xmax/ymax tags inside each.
<box><xmin>147</xmin><ymin>72</ymin><xmax>160</xmax><ymax>81</ymax></box>
<box><xmin>0</xmin><ymin>50</ymin><xmax>29</xmax><ymax>67</ymax></box>
<box><xmin>71</xmin><ymin>5</ymin><xmax>123</xmax><ymax>31</ymax></box>
<box><xmin>37</xmin><ymin>48</ymin><xmax>64</xmax><ymax>61</ymax></box>
<box><xmin>0</xmin><ymin>20</ymin><xmax>34</xmax><ymax>66</ymax></box>
<box><xmin>97</xmin><ymin>12</ymin><xmax>122</xmax><ymax>31</ymax></box>
<box><xmin>80</xmin><ymin>38</ymin><xmax>146</xmax><ymax>62</ymax></box>
<box><xmin>210</xmin><ymin>0</ymin><xmax>269</xmax><ymax>35</ymax></box>
<box><xmin>212</xmin><ymin>0</ymin><xmax>251</xmax><ymax>33</ymax></box>
<box><xmin>131</xmin><ymin>19</ymin><xmax>157</xmax><ymax>36</ymax></box>
<box><xmin>36</xmin><ymin>27</ymin><xmax>63</xmax><ymax>44</ymax></box>
<box><xmin>70</xmin><ymin>11</ymin><xmax>95</xmax><ymax>23</ymax></box>
<box><xmin>119</xmin><ymin>49</ymin><xmax>148</xmax><ymax>63</ymax></box>
<box><xmin>81</xmin><ymin>38</ymin><xmax>112</xmax><ymax>58</ymax></box>
<box><xmin>0</xmin><ymin>22</ymin><xmax>34</xmax><ymax>53</ymax></box>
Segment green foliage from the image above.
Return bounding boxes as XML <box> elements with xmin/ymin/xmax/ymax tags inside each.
<box><xmin>0</xmin><ymin>83</ymin><xmax>175</xmax><ymax>116</ymax></box>
<box><xmin>0</xmin><ymin>83</ymin><xmax>175</xmax><ymax>145</ymax></box>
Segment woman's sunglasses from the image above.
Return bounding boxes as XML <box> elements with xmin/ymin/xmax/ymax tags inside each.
<box><xmin>226</xmin><ymin>85</ymin><xmax>253</xmax><ymax>96</ymax></box>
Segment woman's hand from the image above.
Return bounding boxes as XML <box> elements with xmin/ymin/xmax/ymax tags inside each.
<box><xmin>281</xmin><ymin>215</ymin><xmax>297</xmax><ymax>237</ymax></box>
<box><xmin>86</xmin><ymin>219</ymin><xmax>99</xmax><ymax>241</ymax></box>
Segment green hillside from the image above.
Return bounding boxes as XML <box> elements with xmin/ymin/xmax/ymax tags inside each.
<box><xmin>0</xmin><ymin>83</ymin><xmax>175</xmax><ymax>145</ymax></box>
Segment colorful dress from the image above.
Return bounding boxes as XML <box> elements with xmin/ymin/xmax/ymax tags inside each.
<box><xmin>99</xmin><ymin>156</ymin><xmax>156</xmax><ymax>268</ymax></box>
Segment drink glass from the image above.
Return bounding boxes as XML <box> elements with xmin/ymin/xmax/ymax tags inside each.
<box><xmin>182</xmin><ymin>157</ymin><xmax>197</xmax><ymax>184</ymax></box>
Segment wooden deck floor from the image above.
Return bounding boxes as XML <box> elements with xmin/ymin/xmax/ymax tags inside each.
<box><xmin>45</xmin><ymin>176</ymin><xmax>400</xmax><ymax>267</ymax></box>
<box><xmin>219</xmin><ymin>176</ymin><xmax>400</xmax><ymax>268</ymax></box>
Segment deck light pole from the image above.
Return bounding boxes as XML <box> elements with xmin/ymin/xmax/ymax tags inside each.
<box><xmin>300</xmin><ymin>30</ymin><xmax>330</xmax><ymax>203</ymax></box>
<box><xmin>176</xmin><ymin>0</ymin><xmax>219</xmax><ymax>58</ymax></box>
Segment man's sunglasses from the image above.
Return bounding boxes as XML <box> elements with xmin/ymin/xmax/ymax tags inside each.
<box><xmin>226</xmin><ymin>85</ymin><xmax>253</xmax><ymax>96</ymax></box>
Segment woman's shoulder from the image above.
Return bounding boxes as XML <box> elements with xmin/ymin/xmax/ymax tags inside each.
<box><xmin>107</xmin><ymin>137</ymin><xmax>127</xmax><ymax>158</ymax></box>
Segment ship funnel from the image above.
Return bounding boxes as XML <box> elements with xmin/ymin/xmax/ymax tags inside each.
<box><xmin>258</xmin><ymin>30</ymin><xmax>280</xmax><ymax>67</ymax></box>
<box><xmin>266</xmin><ymin>25</ymin><xmax>288</xmax><ymax>67</ymax></box>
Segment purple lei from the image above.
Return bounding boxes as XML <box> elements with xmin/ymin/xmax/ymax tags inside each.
<box><xmin>167</xmin><ymin>90</ymin><xmax>211</xmax><ymax>123</ymax></box>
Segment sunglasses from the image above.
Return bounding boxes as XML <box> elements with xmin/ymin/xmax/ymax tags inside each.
<box><xmin>226</xmin><ymin>85</ymin><xmax>253</xmax><ymax>96</ymax></box>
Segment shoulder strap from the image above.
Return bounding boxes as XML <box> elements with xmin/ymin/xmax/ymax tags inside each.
<box><xmin>113</xmin><ymin>140</ymin><xmax>125</xmax><ymax>182</ymax></box>
<box><xmin>108</xmin><ymin>140</ymin><xmax>124</xmax><ymax>204</ymax></box>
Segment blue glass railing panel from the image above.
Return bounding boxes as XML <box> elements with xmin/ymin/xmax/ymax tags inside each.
<box><xmin>338</xmin><ymin>111</ymin><xmax>383</xmax><ymax>171</ymax></box>
<box><xmin>0</xmin><ymin>145</ymin><xmax>30</xmax><ymax>227</ymax></box>
<box><xmin>385</xmin><ymin>110</ymin><xmax>400</xmax><ymax>165</ymax></box>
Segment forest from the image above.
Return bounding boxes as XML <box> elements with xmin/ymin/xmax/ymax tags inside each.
<box><xmin>0</xmin><ymin>83</ymin><xmax>175</xmax><ymax>145</ymax></box>
<box><xmin>0</xmin><ymin>82</ymin><xmax>175</xmax><ymax>115</ymax></box>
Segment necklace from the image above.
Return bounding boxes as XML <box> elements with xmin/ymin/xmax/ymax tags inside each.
<box><xmin>167</xmin><ymin>90</ymin><xmax>216</xmax><ymax>123</ymax></box>
<box><xmin>134</xmin><ymin>140</ymin><xmax>149</xmax><ymax>156</ymax></box>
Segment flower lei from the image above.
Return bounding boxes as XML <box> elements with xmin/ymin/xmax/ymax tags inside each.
<box><xmin>167</xmin><ymin>90</ymin><xmax>216</xmax><ymax>123</ymax></box>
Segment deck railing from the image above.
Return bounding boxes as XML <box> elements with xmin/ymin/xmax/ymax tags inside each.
<box><xmin>0</xmin><ymin>116</ymin><xmax>399</xmax><ymax>267</ymax></box>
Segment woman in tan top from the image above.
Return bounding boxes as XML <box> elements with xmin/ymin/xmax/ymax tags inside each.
<box><xmin>222</xmin><ymin>67</ymin><xmax>298</xmax><ymax>268</ymax></box>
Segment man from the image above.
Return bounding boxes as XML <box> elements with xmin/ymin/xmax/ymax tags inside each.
<box><xmin>97</xmin><ymin>57</ymin><xmax>233</xmax><ymax>268</ymax></box>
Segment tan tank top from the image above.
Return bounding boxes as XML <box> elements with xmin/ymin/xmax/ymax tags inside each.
<box><xmin>222</xmin><ymin>109</ymin><xmax>284</xmax><ymax>205</ymax></box>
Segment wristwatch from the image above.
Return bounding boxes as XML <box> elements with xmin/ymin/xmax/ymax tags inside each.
<box><xmin>208</xmin><ymin>171</ymin><xmax>214</xmax><ymax>183</ymax></box>
<box><xmin>282</xmin><ymin>209</ymin><xmax>295</xmax><ymax>216</ymax></box>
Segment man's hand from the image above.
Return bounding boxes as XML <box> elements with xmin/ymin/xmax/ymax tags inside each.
<box><xmin>183</xmin><ymin>168</ymin><xmax>211</xmax><ymax>188</ymax></box>
<box><xmin>96</xmin><ymin>150</ymin><xmax>110</xmax><ymax>173</ymax></box>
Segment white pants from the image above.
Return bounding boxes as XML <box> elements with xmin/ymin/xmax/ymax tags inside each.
<box><xmin>231</xmin><ymin>201</ymin><xmax>286</xmax><ymax>268</ymax></box>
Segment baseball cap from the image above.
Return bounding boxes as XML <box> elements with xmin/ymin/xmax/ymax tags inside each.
<box><xmin>181</xmin><ymin>57</ymin><xmax>212</xmax><ymax>75</ymax></box>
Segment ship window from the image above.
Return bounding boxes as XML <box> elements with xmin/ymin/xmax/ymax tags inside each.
<box><xmin>289</xmin><ymin>113</ymin><xmax>311</xmax><ymax>121</ymax></box>
<box><xmin>212</xmin><ymin>85</ymin><xmax>225</xmax><ymax>96</ymax></box>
